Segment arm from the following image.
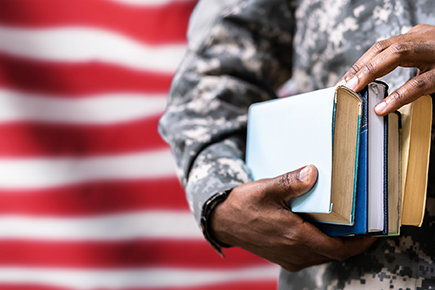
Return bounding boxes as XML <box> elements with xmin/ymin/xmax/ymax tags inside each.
<box><xmin>159</xmin><ymin>0</ymin><xmax>295</xmax><ymax>226</ymax></box>
<box><xmin>159</xmin><ymin>0</ymin><xmax>376</xmax><ymax>271</ymax></box>
<box><xmin>337</xmin><ymin>24</ymin><xmax>435</xmax><ymax>115</ymax></box>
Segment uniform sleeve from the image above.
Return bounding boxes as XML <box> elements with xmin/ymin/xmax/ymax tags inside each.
<box><xmin>158</xmin><ymin>0</ymin><xmax>297</xmax><ymax>225</ymax></box>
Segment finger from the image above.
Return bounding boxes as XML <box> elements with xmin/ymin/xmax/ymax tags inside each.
<box><xmin>293</xmin><ymin>220</ymin><xmax>376</xmax><ymax>261</ymax></box>
<box><xmin>265</xmin><ymin>165</ymin><xmax>318</xmax><ymax>201</ymax></box>
<box><xmin>337</xmin><ymin>36</ymin><xmax>404</xmax><ymax>85</ymax></box>
<box><xmin>338</xmin><ymin>29</ymin><xmax>428</xmax><ymax>85</ymax></box>
<box><xmin>345</xmin><ymin>42</ymin><xmax>435</xmax><ymax>93</ymax></box>
<box><xmin>311</xmin><ymin>231</ymin><xmax>377</xmax><ymax>260</ymax></box>
<box><xmin>283</xmin><ymin>257</ymin><xmax>334</xmax><ymax>273</ymax></box>
<box><xmin>335</xmin><ymin>236</ymin><xmax>378</xmax><ymax>260</ymax></box>
<box><xmin>375</xmin><ymin>70</ymin><xmax>435</xmax><ymax>115</ymax></box>
<box><xmin>337</xmin><ymin>29</ymin><xmax>435</xmax><ymax>88</ymax></box>
<box><xmin>344</xmin><ymin>43</ymin><xmax>408</xmax><ymax>92</ymax></box>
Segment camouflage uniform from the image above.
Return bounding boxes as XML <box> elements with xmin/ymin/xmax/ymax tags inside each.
<box><xmin>159</xmin><ymin>0</ymin><xmax>435</xmax><ymax>289</ymax></box>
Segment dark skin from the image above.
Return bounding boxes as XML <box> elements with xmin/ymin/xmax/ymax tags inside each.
<box><xmin>210</xmin><ymin>24</ymin><xmax>435</xmax><ymax>272</ymax></box>
<box><xmin>337</xmin><ymin>24</ymin><xmax>435</xmax><ymax>115</ymax></box>
<box><xmin>211</xmin><ymin>165</ymin><xmax>376</xmax><ymax>272</ymax></box>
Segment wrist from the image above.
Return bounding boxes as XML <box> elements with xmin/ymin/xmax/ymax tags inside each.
<box><xmin>200</xmin><ymin>188</ymin><xmax>234</xmax><ymax>256</ymax></box>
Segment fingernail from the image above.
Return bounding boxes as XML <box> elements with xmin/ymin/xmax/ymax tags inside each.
<box><xmin>346</xmin><ymin>76</ymin><xmax>358</xmax><ymax>91</ymax></box>
<box><xmin>298</xmin><ymin>166</ymin><xmax>312</xmax><ymax>183</ymax></box>
<box><xmin>336</xmin><ymin>79</ymin><xmax>346</xmax><ymax>87</ymax></box>
<box><xmin>375</xmin><ymin>101</ymin><xmax>387</xmax><ymax>114</ymax></box>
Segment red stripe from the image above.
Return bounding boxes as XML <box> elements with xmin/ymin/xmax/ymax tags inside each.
<box><xmin>0</xmin><ymin>287</ymin><xmax>73</xmax><ymax>290</ymax></box>
<box><xmin>0</xmin><ymin>54</ymin><xmax>173</xmax><ymax>95</ymax></box>
<box><xmin>0</xmin><ymin>240</ymin><xmax>271</xmax><ymax>269</ymax></box>
<box><xmin>166</xmin><ymin>281</ymin><xmax>278</xmax><ymax>290</ymax></box>
<box><xmin>0</xmin><ymin>116</ymin><xmax>167</xmax><ymax>157</ymax></box>
<box><xmin>0</xmin><ymin>177</ymin><xmax>189</xmax><ymax>215</ymax></box>
<box><xmin>0</xmin><ymin>281</ymin><xmax>277</xmax><ymax>290</ymax></box>
<box><xmin>0</xmin><ymin>0</ymin><xmax>196</xmax><ymax>45</ymax></box>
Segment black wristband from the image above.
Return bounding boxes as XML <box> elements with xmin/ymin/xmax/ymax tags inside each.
<box><xmin>200</xmin><ymin>188</ymin><xmax>233</xmax><ymax>256</ymax></box>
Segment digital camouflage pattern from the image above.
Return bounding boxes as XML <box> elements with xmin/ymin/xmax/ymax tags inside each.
<box><xmin>158</xmin><ymin>0</ymin><xmax>435</xmax><ymax>288</ymax></box>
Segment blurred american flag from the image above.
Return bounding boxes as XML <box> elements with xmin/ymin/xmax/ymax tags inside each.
<box><xmin>0</xmin><ymin>0</ymin><xmax>279</xmax><ymax>289</ymax></box>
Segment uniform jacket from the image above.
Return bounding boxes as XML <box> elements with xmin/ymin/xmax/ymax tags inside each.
<box><xmin>159</xmin><ymin>0</ymin><xmax>435</xmax><ymax>288</ymax></box>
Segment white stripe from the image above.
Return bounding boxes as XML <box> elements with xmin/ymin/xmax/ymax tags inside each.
<box><xmin>0</xmin><ymin>266</ymin><xmax>279</xmax><ymax>289</ymax></box>
<box><xmin>0</xmin><ymin>89</ymin><xmax>167</xmax><ymax>124</ymax></box>
<box><xmin>0</xmin><ymin>26</ymin><xmax>186</xmax><ymax>73</ymax></box>
<box><xmin>0</xmin><ymin>150</ymin><xmax>176</xmax><ymax>188</ymax></box>
<box><xmin>0</xmin><ymin>211</ymin><xmax>201</xmax><ymax>240</ymax></box>
<box><xmin>108</xmin><ymin>0</ymin><xmax>195</xmax><ymax>6</ymax></box>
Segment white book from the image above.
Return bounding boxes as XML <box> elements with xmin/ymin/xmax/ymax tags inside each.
<box><xmin>368</xmin><ymin>83</ymin><xmax>387</xmax><ymax>233</ymax></box>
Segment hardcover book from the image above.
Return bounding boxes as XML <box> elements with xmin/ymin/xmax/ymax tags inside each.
<box><xmin>399</xmin><ymin>95</ymin><xmax>432</xmax><ymax>226</ymax></box>
<box><xmin>246</xmin><ymin>85</ymin><xmax>362</xmax><ymax>225</ymax></box>
<box><xmin>246</xmin><ymin>81</ymin><xmax>432</xmax><ymax>235</ymax></box>
<box><xmin>387</xmin><ymin>111</ymin><xmax>401</xmax><ymax>236</ymax></box>
<box><xmin>317</xmin><ymin>81</ymin><xmax>391</xmax><ymax>236</ymax></box>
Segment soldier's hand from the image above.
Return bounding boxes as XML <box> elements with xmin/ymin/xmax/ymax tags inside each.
<box><xmin>337</xmin><ymin>24</ymin><xmax>435</xmax><ymax>116</ymax></box>
<box><xmin>209</xmin><ymin>165</ymin><xmax>376</xmax><ymax>272</ymax></box>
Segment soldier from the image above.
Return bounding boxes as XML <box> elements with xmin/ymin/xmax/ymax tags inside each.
<box><xmin>159</xmin><ymin>0</ymin><xmax>435</xmax><ymax>288</ymax></box>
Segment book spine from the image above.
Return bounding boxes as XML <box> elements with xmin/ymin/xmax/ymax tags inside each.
<box><xmin>316</xmin><ymin>86</ymin><xmax>369</xmax><ymax>236</ymax></box>
<box><xmin>367</xmin><ymin>81</ymin><xmax>389</xmax><ymax>236</ymax></box>
<box><xmin>383</xmin><ymin>89</ymin><xmax>389</xmax><ymax>235</ymax></box>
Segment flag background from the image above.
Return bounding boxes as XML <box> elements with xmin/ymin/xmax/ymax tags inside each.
<box><xmin>0</xmin><ymin>0</ymin><xmax>279</xmax><ymax>289</ymax></box>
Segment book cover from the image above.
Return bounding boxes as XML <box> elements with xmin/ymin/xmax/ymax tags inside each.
<box><xmin>246</xmin><ymin>86</ymin><xmax>362</xmax><ymax>224</ymax></box>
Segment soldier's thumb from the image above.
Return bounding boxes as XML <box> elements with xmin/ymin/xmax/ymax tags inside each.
<box><xmin>266</xmin><ymin>165</ymin><xmax>318</xmax><ymax>202</ymax></box>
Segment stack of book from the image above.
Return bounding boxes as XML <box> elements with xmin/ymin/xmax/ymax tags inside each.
<box><xmin>246</xmin><ymin>81</ymin><xmax>432</xmax><ymax>236</ymax></box>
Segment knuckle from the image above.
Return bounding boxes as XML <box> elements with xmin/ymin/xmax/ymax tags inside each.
<box><xmin>427</xmin><ymin>72</ymin><xmax>435</xmax><ymax>86</ymax></box>
<box><xmin>278</xmin><ymin>172</ymin><xmax>295</xmax><ymax>193</ymax></box>
<box><xmin>389</xmin><ymin>42</ymin><xmax>410</xmax><ymax>55</ymax></box>
<box><xmin>390</xmin><ymin>91</ymin><xmax>405</xmax><ymax>106</ymax></box>
<box><xmin>331</xmin><ymin>251</ymin><xmax>349</xmax><ymax>262</ymax></box>
<box><xmin>373</xmin><ymin>40</ymin><xmax>388</xmax><ymax>53</ymax></box>
<box><xmin>409</xmin><ymin>77</ymin><xmax>427</xmax><ymax>90</ymax></box>
<box><xmin>278</xmin><ymin>173</ymin><xmax>290</xmax><ymax>192</ymax></box>
<box><xmin>414</xmin><ymin>24</ymin><xmax>424</xmax><ymax>30</ymax></box>
<box><xmin>253</xmin><ymin>182</ymin><xmax>269</xmax><ymax>201</ymax></box>
<box><xmin>336</xmin><ymin>253</ymin><xmax>349</xmax><ymax>261</ymax></box>
<box><xmin>413</xmin><ymin>24</ymin><xmax>429</xmax><ymax>32</ymax></box>
<box><xmin>348</xmin><ymin>64</ymin><xmax>361</xmax><ymax>76</ymax></box>
<box><xmin>362</xmin><ymin>62</ymin><xmax>376</xmax><ymax>75</ymax></box>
